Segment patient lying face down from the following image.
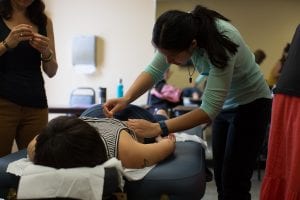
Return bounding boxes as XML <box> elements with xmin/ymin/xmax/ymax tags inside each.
<box><xmin>27</xmin><ymin>116</ymin><xmax>175</xmax><ymax>169</ymax></box>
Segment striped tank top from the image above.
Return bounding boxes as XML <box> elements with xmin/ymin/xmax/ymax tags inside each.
<box><xmin>80</xmin><ymin>117</ymin><xmax>137</xmax><ymax>159</ymax></box>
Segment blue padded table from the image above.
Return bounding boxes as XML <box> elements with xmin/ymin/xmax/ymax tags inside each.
<box><xmin>82</xmin><ymin>104</ymin><xmax>207</xmax><ymax>199</ymax></box>
<box><xmin>0</xmin><ymin>149</ymin><xmax>27</xmax><ymax>198</ymax></box>
<box><xmin>0</xmin><ymin>104</ymin><xmax>207</xmax><ymax>199</ymax></box>
<box><xmin>0</xmin><ymin>149</ymin><xmax>119</xmax><ymax>199</ymax></box>
<box><xmin>125</xmin><ymin>141</ymin><xmax>206</xmax><ymax>200</ymax></box>
<box><xmin>0</xmin><ymin>143</ymin><xmax>206</xmax><ymax>200</ymax></box>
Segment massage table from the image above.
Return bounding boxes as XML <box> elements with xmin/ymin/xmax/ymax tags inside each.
<box><xmin>0</xmin><ymin>104</ymin><xmax>207</xmax><ymax>199</ymax></box>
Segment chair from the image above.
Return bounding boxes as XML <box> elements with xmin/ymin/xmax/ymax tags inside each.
<box><xmin>69</xmin><ymin>87</ymin><xmax>96</xmax><ymax>107</ymax></box>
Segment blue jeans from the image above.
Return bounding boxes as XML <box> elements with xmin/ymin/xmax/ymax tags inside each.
<box><xmin>81</xmin><ymin>104</ymin><xmax>167</xmax><ymax>143</ymax></box>
<box><xmin>212</xmin><ymin>98</ymin><xmax>271</xmax><ymax>200</ymax></box>
<box><xmin>81</xmin><ymin>104</ymin><xmax>167</xmax><ymax>121</ymax></box>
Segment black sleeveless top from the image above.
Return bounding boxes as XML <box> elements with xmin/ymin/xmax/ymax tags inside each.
<box><xmin>274</xmin><ymin>25</ymin><xmax>300</xmax><ymax>97</ymax></box>
<box><xmin>0</xmin><ymin>18</ymin><xmax>48</xmax><ymax>108</ymax></box>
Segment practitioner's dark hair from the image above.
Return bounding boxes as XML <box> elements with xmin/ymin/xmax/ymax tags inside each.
<box><xmin>152</xmin><ymin>5</ymin><xmax>239</xmax><ymax>68</ymax></box>
<box><xmin>34</xmin><ymin>116</ymin><xmax>107</xmax><ymax>169</ymax></box>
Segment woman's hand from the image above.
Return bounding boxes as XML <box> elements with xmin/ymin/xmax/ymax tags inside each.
<box><xmin>103</xmin><ymin>97</ymin><xmax>129</xmax><ymax>118</ymax></box>
<box><xmin>156</xmin><ymin>133</ymin><xmax>176</xmax><ymax>142</ymax></box>
<box><xmin>166</xmin><ymin>133</ymin><xmax>176</xmax><ymax>143</ymax></box>
<box><xmin>127</xmin><ymin>119</ymin><xmax>161</xmax><ymax>138</ymax></box>
<box><xmin>29</xmin><ymin>32</ymin><xmax>51</xmax><ymax>57</ymax></box>
<box><xmin>4</xmin><ymin>24</ymin><xmax>33</xmax><ymax>48</ymax></box>
<box><xmin>157</xmin><ymin>133</ymin><xmax>176</xmax><ymax>153</ymax></box>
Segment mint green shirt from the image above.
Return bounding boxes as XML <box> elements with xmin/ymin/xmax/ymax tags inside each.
<box><xmin>145</xmin><ymin>20</ymin><xmax>271</xmax><ymax>120</ymax></box>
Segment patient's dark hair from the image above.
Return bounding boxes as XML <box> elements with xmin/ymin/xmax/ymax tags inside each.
<box><xmin>34</xmin><ymin>116</ymin><xmax>107</xmax><ymax>169</ymax></box>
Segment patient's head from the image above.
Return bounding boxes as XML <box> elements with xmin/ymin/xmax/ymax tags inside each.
<box><xmin>34</xmin><ymin>116</ymin><xmax>107</xmax><ymax>169</ymax></box>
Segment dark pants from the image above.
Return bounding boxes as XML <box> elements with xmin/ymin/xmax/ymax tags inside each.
<box><xmin>212</xmin><ymin>98</ymin><xmax>271</xmax><ymax>200</ymax></box>
<box><xmin>0</xmin><ymin>98</ymin><xmax>48</xmax><ymax>157</ymax></box>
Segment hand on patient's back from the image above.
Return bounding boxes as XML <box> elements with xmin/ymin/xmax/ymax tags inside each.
<box><xmin>103</xmin><ymin>97</ymin><xmax>128</xmax><ymax>117</ymax></box>
<box><xmin>127</xmin><ymin>119</ymin><xmax>159</xmax><ymax>138</ymax></box>
<box><xmin>102</xmin><ymin>104</ymin><xmax>113</xmax><ymax>118</ymax></box>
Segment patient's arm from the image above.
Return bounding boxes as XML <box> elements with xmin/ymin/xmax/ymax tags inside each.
<box><xmin>27</xmin><ymin>136</ymin><xmax>38</xmax><ymax>161</ymax></box>
<box><xmin>118</xmin><ymin>130</ymin><xmax>175</xmax><ymax>169</ymax></box>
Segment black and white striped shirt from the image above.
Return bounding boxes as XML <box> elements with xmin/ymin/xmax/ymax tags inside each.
<box><xmin>81</xmin><ymin>117</ymin><xmax>137</xmax><ymax>159</ymax></box>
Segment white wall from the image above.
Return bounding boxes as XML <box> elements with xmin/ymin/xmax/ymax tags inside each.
<box><xmin>43</xmin><ymin>0</ymin><xmax>300</xmax><ymax>106</ymax></box>
<box><xmin>43</xmin><ymin>0</ymin><xmax>156</xmax><ymax>106</ymax></box>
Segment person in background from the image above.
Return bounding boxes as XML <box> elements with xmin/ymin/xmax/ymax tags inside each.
<box><xmin>192</xmin><ymin>72</ymin><xmax>208</xmax><ymax>96</ymax></box>
<box><xmin>147</xmin><ymin>68</ymin><xmax>182</xmax><ymax>115</ymax></box>
<box><xmin>260</xmin><ymin>24</ymin><xmax>300</xmax><ymax>200</ymax></box>
<box><xmin>148</xmin><ymin>67</ymin><xmax>202</xmax><ymax>116</ymax></box>
<box><xmin>104</xmin><ymin>5</ymin><xmax>271</xmax><ymax>200</ymax></box>
<box><xmin>179</xmin><ymin>64</ymin><xmax>204</xmax><ymax>106</ymax></box>
<box><xmin>254</xmin><ymin>49</ymin><xmax>266</xmax><ymax>65</ymax></box>
<box><xmin>0</xmin><ymin>0</ymin><xmax>58</xmax><ymax>157</ymax></box>
<box><xmin>267</xmin><ymin>43</ymin><xmax>290</xmax><ymax>89</ymax></box>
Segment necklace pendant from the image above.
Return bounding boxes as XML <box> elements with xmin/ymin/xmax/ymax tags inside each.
<box><xmin>187</xmin><ymin>64</ymin><xmax>196</xmax><ymax>84</ymax></box>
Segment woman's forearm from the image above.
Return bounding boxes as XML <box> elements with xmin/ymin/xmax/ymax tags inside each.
<box><xmin>42</xmin><ymin>53</ymin><xmax>58</xmax><ymax>78</ymax></box>
<box><xmin>42</xmin><ymin>18</ymin><xmax>58</xmax><ymax>78</ymax></box>
<box><xmin>165</xmin><ymin>108</ymin><xmax>211</xmax><ymax>133</ymax></box>
<box><xmin>124</xmin><ymin>72</ymin><xmax>154</xmax><ymax>103</ymax></box>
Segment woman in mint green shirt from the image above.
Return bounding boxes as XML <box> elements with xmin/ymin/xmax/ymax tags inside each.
<box><xmin>104</xmin><ymin>5</ymin><xmax>271</xmax><ymax>200</ymax></box>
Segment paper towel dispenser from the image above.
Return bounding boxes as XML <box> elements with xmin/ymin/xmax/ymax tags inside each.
<box><xmin>72</xmin><ymin>35</ymin><xmax>97</xmax><ymax>74</ymax></box>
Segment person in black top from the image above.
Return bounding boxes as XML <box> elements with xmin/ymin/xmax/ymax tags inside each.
<box><xmin>0</xmin><ymin>0</ymin><xmax>58</xmax><ymax>157</ymax></box>
<box><xmin>260</xmin><ymin>24</ymin><xmax>300</xmax><ymax>200</ymax></box>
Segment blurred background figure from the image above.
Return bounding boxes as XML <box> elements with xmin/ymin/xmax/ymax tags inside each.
<box><xmin>267</xmin><ymin>43</ymin><xmax>290</xmax><ymax>89</ymax></box>
<box><xmin>148</xmin><ymin>67</ymin><xmax>203</xmax><ymax>116</ymax></box>
<box><xmin>254</xmin><ymin>49</ymin><xmax>267</xmax><ymax>65</ymax></box>
<box><xmin>147</xmin><ymin>68</ymin><xmax>183</xmax><ymax>115</ymax></box>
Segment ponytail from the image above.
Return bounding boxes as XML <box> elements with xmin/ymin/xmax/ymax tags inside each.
<box><xmin>191</xmin><ymin>5</ymin><xmax>239</xmax><ymax>68</ymax></box>
<box><xmin>152</xmin><ymin>5</ymin><xmax>239</xmax><ymax>69</ymax></box>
